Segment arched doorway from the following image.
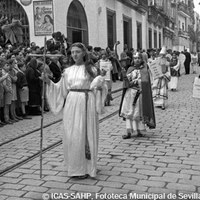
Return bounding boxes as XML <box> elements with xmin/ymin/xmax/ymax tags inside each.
<box><xmin>0</xmin><ymin>0</ymin><xmax>29</xmax><ymax>46</ymax></box>
<box><xmin>67</xmin><ymin>0</ymin><xmax>88</xmax><ymax>45</ymax></box>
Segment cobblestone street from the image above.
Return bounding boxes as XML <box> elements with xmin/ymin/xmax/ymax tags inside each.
<box><xmin>0</xmin><ymin>74</ymin><xmax>200</xmax><ymax>200</ymax></box>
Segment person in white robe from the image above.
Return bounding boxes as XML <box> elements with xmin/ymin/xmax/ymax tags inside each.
<box><xmin>191</xmin><ymin>52</ymin><xmax>198</xmax><ymax>74</ymax></box>
<box><xmin>152</xmin><ymin>46</ymin><xmax>171</xmax><ymax>110</ymax></box>
<box><xmin>168</xmin><ymin>52</ymin><xmax>180</xmax><ymax>91</ymax></box>
<box><xmin>45</xmin><ymin>42</ymin><xmax>107</xmax><ymax>179</ymax></box>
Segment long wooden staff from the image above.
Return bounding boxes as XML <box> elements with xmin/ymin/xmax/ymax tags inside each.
<box><xmin>40</xmin><ymin>36</ymin><xmax>47</xmax><ymax>179</ymax></box>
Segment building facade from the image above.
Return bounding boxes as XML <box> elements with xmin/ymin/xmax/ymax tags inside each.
<box><xmin>1</xmin><ymin>0</ymin><xmax>148</xmax><ymax>54</ymax></box>
<box><xmin>0</xmin><ymin>0</ymin><xmax>199</xmax><ymax>54</ymax></box>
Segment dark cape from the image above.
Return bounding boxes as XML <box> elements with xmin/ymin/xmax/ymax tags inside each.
<box><xmin>119</xmin><ymin>63</ymin><xmax>156</xmax><ymax>129</ymax></box>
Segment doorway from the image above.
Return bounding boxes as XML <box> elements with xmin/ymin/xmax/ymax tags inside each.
<box><xmin>0</xmin><ymin>0</ymin><xmax>29</xmax><ymax>46</ymax></box>
<box><xmin>67</xmin><ymin>0</ymin><xmax>88</xmax><ymax>45</ymax></box>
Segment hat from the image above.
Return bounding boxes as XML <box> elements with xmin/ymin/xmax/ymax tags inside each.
<box><xmin>159</xmin><ymin>46</ymin><xmax>167</xmax><ymax>55</ymax></box>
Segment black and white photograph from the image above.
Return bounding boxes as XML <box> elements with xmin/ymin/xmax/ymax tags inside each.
<box><xmin>0</xmin><ymin>0</ymin><xmax>200</xmax><ymax>200</ymax></box>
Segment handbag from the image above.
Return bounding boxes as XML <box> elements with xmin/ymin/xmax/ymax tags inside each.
<box><xmin>192</xmin><ymin>77</ymin><xmax>200</xmax><ymax>99</ymax></box>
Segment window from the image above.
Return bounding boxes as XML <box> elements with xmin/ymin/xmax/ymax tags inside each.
<box><xmin>123</xmin><ymin>15</ymin><xmax>132</xmax><ymax>49</ymax></box>
<box><xmin>0</xmin><ymin>0</ymin><xmax>29</xmax><ymax>45</ymax></box>
<box><xmin>154</xmin><ymin>30</ymin><xmax>157</xmax><ymax>48</ymax></box>
<box><xmin>107</xmin><ymin>9</ymin><xmax>116</xmax><ymax>49</ymax></box>
<box><xmin>182</xmin><ymin>23</ymin><xmax>185</xmax><ymax>31</ymax></box>
<box><xmin>137</xmin><ymin>22</ymin><xmax>142</xmax><ymax>50</ymax></box>
<box><xmin>67</xmin><ymin>0</ymin><xmax>88</xmax><ymax>45</ymax></box>
<box><xmin>149</xmin><ymin>28</ymin><xmax>152</xmax><ymax>49</ymax></box>
<box><xmin>159</xmin><ymin>32</ymin><xmax>161</xmax><ymax>49</ymax></box>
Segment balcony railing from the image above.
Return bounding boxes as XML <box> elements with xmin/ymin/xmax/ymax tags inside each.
<box><xmin>178</xmin><ymin>1</ymin><xmax>190</xmax><ymax>16</ymax></box>
<box><xmin>178</xmin><ymin>29</ymin><xmax>189</xmax><ymax>38</ymax></box>
<box><xmin>138</xmin><ymin>0</ymin><xmax>148</xmax><ymax>10</ymax></box>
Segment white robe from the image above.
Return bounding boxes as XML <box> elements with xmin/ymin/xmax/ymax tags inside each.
<box><xmin>46</xmin><ymin>64</ymin><xmax>107</xmax><ymax>177</ymax></box>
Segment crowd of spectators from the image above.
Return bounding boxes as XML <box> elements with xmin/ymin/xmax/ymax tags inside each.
<box><xmin>1</xmin><ymin>35</ymin><xmax>199</xmax><ymax>128</ymax></box>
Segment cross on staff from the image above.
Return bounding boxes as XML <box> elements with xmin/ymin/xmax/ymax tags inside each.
<box><xmin>29</xmin><ymin>36</ymin><xmax>62</xmax><ymax>179</ymax></box>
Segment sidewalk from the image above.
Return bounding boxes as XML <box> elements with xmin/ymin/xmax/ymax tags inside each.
<box><xmin>0</xmin><ymin>75</ymin><xmax>200</xmax><ymax>200</ymax></box>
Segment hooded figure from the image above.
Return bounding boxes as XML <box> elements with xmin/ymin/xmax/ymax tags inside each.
<box><xmin>26</xmin><ymin>58</ymin><xmax>42</xmax><ymax>112</ymax></box>
<box><xmin>119</xmin><ymin>52</ymin><xmax>156</xmax><ymax>139</ymax></box>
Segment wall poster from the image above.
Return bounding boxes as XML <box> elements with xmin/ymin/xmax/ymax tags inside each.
<box><xmin>33</xmin><ymin>0</ymin><xmax>54</xmax><ymax>36</ymax></box>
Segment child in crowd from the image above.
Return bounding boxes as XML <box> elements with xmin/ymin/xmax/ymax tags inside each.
<box><xmin>2</xmin><ymin>60</ymin><xmax>13</xmax><ymax>124</ymax></box>
<box><xmin>9</xmin><ymin>59</ymin><xmax>23</xmax><ymax>121</ymax></box>
<box><xmin>16</xmin><ymin>63</ymin><xmax>31</xmax><ymax>119</ymax></box>
<box><xmin>98</xmin><ymin>49</ymin><xmax>113</xmax><ymax>106</ymax></box>
<box><xmin>0</xmin><ymin>59</ymin><xmax>9</xmax><ymax>126</ymax></box>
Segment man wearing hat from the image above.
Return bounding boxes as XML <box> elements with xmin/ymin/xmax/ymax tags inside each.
<box><xmin>152</xmin><ymin>46</ymin><xmax>171</xmax><ymax>110</ymax></box>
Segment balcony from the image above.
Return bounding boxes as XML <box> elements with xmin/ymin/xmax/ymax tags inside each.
<box><xmin>138</xmin><ymin>0</ymin><xmax>148</xmax><ymax>11</ymax></box>
<box><xmin>118</xmin><ymin>0</ymin><xmax>148</xmax><ymax>13</ymax></box>
<box><xmin>178</xmin><ymin>29</ymin><xmax>189</xmax><ymax>39</ymax></box>
<box><xmin>148</xmin><ymin>6</ymin><xmax>165</xmax><ymax>28</ymax></box>
<box><xmin>177</xmin><ymin>2</ymin><xmax>190</xmax><ymax>17</ymax></box>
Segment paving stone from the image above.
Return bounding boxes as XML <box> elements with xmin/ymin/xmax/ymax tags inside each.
<box><xmin>96</xmin><ymin>181</ymin><xmax>123</xmax><ymax>188</ymax></box>
<box><xmin>107</xmin><ymin>176</ymin><xmax>137</xmax><ymax>184</ymax></box>
<box><xmin>4</xmin><ymin>172</ymin><xmax>22</xmax><ymax>178</ymax></box>
<box><xmin>6</xmin><ymin>197</ymin><xmax>31</xmax><ymax>200</ymax></box>
<box><xmin>137</xmin><ymin>180</ymin><xmax>166</xmax><ymax>188</ymax></box>
<box><xmin>0</xmin><ymin>177</ymin><xmax>21</xmax><ymax>184</ymax></box>
<box><xmin>23</xmin><ymin>191</ymin><xmax>44</xmax><ymax>199</ymax></box>
<box><xmin>112</xmin><ymin>167</ymin><xmax>137</xmax><ymax>173</ymax></box>
<box><xmin>70</xmin><ymin>184</ymin><xmax>101</xmax><ymax>193</ymax></box>
<box><xmin>33</xmin><ymin>169</ymin><xmax>58</xmax><ymax>175</ymax></box>
<box><xmin>163</xmin><ymin>172</ymin><xmax>191</xmax><ymax>179</ymax></box>
<box><xmin>19</xmin><ymin>179</ymin><xmax>44</xmax><ymax>186</ymax></box>
<box><xmin>20</xmin><ymin>174</ymin><xmax>43</xmax><ymax>180</ymax></box>
<box><xmin>0</xmin><ymin>183</ymin><xmax>24</xmax><ymax>190</ymax></box>
<box><xmin>178</xmin><ymin>178</ymin><xmax>200</xmax><ymax>186</ymax></box>
<box><xmin>22</xmin><ymin>185</ymin><xmax>48</xmax><ymax>193</ymax></box>
<box><xmin>137</xmin><ymin>169</ymin><xmax>163</xmax><ymax>176</ymax></box>
<box><xmin>156</xmin><ymin>167</ymin><xmax>180</xmax><ymax>173</ymax></box>
<box><xmin>148</xmin><ymin>187</ymin><xmax>176</xmax><ymax>194</ymax></box>
<box><xmin>123</xmin><ymin>184</ymin><xmax>147</xmax><ymax>192</ymax></box>
<box><xmin>121</xmin><ymin>172</ymin><xmax>148</xmax><ymax>180</ymax></box>
<box><xmin>149</xmin><ymin>176</ymin><xmax>178</xmax><ymax>183</ymax></box>
<box><xmin>99</xmin><ymin>187</ymin><xmax>129</xmax><ymax>194</ymax></box>
<box><xmin>69</xmin><ymin>178</ymin><xmax>97</xmax><ymax>185</ymax></box>
<box><xmin>0</xmin><ymin>195</ymin><xmax>8</xmax><ymax>200</ymax></box>
<box><xmin>43</xmin><ymin>175</ymin><xmax>70</xmax><ymax>182</ymax></box>
<box><xmin>166</xmin><ymin>183</ymin><xmax>196</xmax><ymax>192</ymax></box>
<box><xmin>0</xmin><ymin>189</ymin><xmax>26</xmax><ymax>197</ymax></box>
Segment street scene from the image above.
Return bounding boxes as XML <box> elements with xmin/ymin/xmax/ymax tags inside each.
<box><xmin>0</xmin><ymin>71</ymin><xmax>200</xmax><ymax>200</ymax></box>
<box><xmin>0</xmin><ymin>0</ymin><xmax>200</xmax><ymax>200</ymax></box>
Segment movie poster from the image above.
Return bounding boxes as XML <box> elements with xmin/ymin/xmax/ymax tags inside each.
<box><xmin>33</xmin><ymin>1</ymin><xmax>54</xmax><ymax>36</ymax></box>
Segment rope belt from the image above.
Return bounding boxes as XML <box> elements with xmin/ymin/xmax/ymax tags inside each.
<box><xmin>69</xmin><ymin>89</ymin><xmax>91</xmax><ymax>160</ymax></box>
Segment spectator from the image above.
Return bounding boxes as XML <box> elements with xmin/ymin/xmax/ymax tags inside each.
<box><xmin>26</xmin><ymin>58</ymin><xmax>42</xmax><ymax>115</ymax></box>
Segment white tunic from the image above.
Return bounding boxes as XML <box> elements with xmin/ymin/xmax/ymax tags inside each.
<box><xmin>46</xmin><ymin>64</ymin><xmax>107</xmax><ymax>177</ymax></box>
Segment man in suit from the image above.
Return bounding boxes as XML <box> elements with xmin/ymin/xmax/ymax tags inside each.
<box><xmin>183</xmin><ymin>49</ymin><xmax>191</xmax><ymax>74</ymax></box>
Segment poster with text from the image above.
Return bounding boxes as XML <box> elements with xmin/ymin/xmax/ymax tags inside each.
<box><xmin>149</xmin><ymin>59</ymin><xmax>163</xmax><ymax>80</ymax></box>
<box><xmin>33</xmin><ymin>1</ymin><xmax>54</xmax><ymax>36</ymax></box>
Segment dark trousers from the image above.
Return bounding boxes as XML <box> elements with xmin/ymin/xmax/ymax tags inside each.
<box><xmin>184</xmin><ymin>62</ymin><xmax>190</xmax><ymax>74</ymax></box>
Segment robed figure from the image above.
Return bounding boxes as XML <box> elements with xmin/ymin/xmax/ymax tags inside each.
<box><xmin>119</xmin><ymin>52</ymin><xmax>156</xmax><ymax>139</ymax></box>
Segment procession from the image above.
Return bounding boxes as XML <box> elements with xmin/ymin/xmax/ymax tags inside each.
<box><xmin>0</xmin><ymin>0</ymin><xmax>200</xmax><ymax>199</ymax></box>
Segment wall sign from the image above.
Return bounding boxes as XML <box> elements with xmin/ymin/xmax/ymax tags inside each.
<box><xmin>33</xmin><ymin>0</ymin><xmax>54</xmax><ymax>36</ymax></box>
<box><xmin>20</xmin><ymin>0</ymin><xmax>32</xmax><ymax>6</ymax></box>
